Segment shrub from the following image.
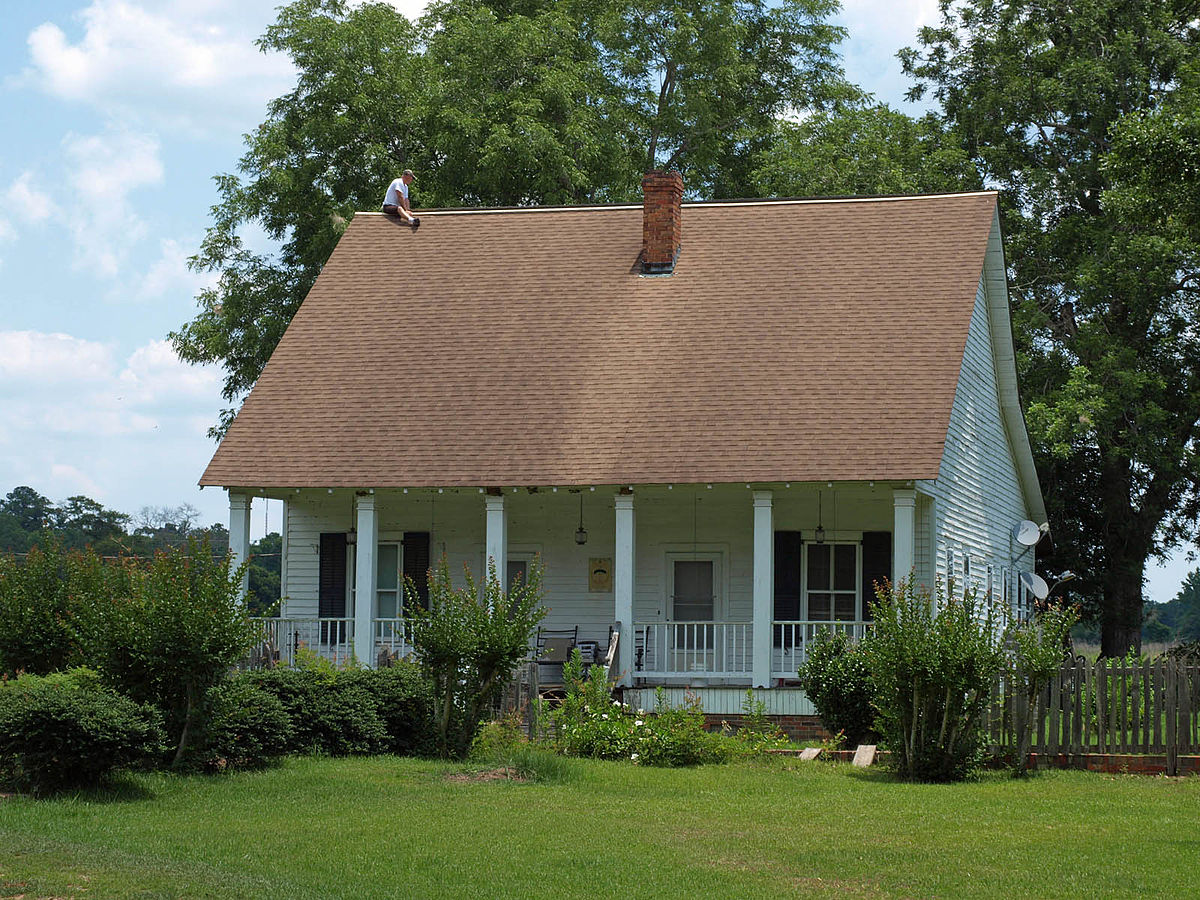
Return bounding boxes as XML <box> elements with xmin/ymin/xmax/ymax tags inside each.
<box><xmin>0</xmin><ymin>669</ymin><xmax>165</xmax><ymax>794</ymax></box>
<box><xmin>407</xmin><ymin>557</ymin><xmax>546</xmax><ymax>758</ymax></box>
<box><xmin>93</xmin><ymin>541</ymin><xmax>258</xmax><ymax>765</ymax></box>
<box><xmin>0</xmin><ymin>542</ymin><xmax>108</xmax><ymax>676</ymax></box>
<box><xmin>192</xmin><ymin>678</ymin><xmax>293</xmax><ymax>772</ymax></box>
<box><xmin>471</xmin><ymin>710</ymin><xmax>527</xmax><ymax>760</ymax></box>
<box><xmin>549</xmin><ymin>654</ymin><xmax>730</xmax><ymax>766</ymax></box>
<box><xmin>342</xmin><ymin>662</ymin><xmax>436</xmax><ymax>756</ymax></box>
<box><xmin>796</xmin><ymin>630</ymin><xmax>876</xmax><ymax>747</ymax></box>
<box><xmin>246</xmin><ymin>667</ymin><xmax>387</xmax><ymax>756</ymax></box>
<box><xmin>1008</xmin><ymin>601</ymin><xmax>1078</xmax><ymax>774</ymax></box>
<box><xmin>863</xmin><ymin>577</ymin><xmax>1006</xmax><ymax>782</ymax></box>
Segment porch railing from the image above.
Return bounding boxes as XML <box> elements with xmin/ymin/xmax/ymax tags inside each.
<box><xmin>633</xmin><ymin>621</ymin><xmax>752</xmax><ymax>678</ymax></box>
<box><xmin>771</xmin><ymin>620</ymin><xmax>872</xmax><ymax>680</ymax></box>
<box><xmin>251</xmin><ymin>617</ymin><xmax>355</xmax><ymax>667</ymax></box>
<box><xmin>374</xmin><ymin>617</ymin><xmax>414</xmax><ymax>661</ymax></box>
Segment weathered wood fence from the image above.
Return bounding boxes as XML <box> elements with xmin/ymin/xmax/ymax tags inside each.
<box><xmin>987</xmin><ymin>656</ymin><xmax>1200</xmax><ymax>772</ymax></box>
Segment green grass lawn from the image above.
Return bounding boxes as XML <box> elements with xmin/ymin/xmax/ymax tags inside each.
<box><xmin>2</xmin><ymin>756</ymin><xmax>1198</xmax><ymax>899</ymax></box>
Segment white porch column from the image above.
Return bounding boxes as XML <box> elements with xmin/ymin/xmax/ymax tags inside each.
<box><xmin>893</xmin><ymin>489</ymin><xmax>916</xmax><ymax>588</ymax></box>
<box><xmin>752</xmin><ymin>491</ymin><xmax>773</xmax><ymax>688</ymax></box>
<box><xmin>485</xmin><ymin>494</ymin><xmax>507</xmax><ymax>582</ymax></box>
<box><xmin>353</xmin><ymin>493</ymin><xmax>378</xmax><ymax>666</ymax></box>
<box><xmin>614</xmin><ymin>493</ymin><xmax>635</xmax><ymax>688</ymax></box>
<box><xmin>228</xmin><ymin>491</ymin><xmax>251</xmax><ymax>603</ymax></box>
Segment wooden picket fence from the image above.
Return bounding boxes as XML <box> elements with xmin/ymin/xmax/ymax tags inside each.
<box><xmin>987</xmin><ymin>656</ymin><xmax>1200</xmax><ymax>772</ymax></box>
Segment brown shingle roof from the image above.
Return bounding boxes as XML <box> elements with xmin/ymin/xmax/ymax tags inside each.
<box><xmin>200</xmin><ymin>193</ymin><xmax>999</xmax><ymax>488</ymax></box>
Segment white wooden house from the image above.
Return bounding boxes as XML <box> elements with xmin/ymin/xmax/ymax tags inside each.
<box><xmin>201</xmin><ymin>172</ymin><xmax>1046</xmax><ymax>715</ymax></box>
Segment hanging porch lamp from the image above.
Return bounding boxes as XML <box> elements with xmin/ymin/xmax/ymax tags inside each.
<box><xmin>575</xmin><ymin>492</ymin><xmax>588</xmax><ymax>545</ymax></box>
<box><xmin>815</xmin><ymin>490</ymin><xmax>826</xmax><ymax>544</ymax></box>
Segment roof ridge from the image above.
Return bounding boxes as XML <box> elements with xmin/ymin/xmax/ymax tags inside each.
<box><xmin>359</xmin><ymin>191</ymin><xmax>998</xmax><ymax>218</ymax></box>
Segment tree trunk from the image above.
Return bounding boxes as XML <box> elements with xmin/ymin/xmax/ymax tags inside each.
<box><xmin>1099</xmin><ymin>559</ymin><xmax>1145</xmax><ymax>658</ymax></box>
<box><xmin>1098</xmin><ymin>454</ymin><xmax>1150</xmax><ymax>659</ymax></box>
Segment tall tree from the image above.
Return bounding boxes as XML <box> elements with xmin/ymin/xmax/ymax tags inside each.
<box><xmin>171</xmin><ymin>0</ymin><xmax>853</xmax><ymax>435</ymax></box>
<box><xmin>901</xmin><ymin>1</ymin><xmax>1200</xmax><ymax>655</ymax></box>
<box><xmin>752</xmin><ymin>105</ymin><xmax>981</xmax><ymax>196</ymax></box>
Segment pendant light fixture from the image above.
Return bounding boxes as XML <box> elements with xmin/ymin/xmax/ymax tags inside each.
<box><xmin>575</xmin><ymin>492</ymin><xmax>588</xmax><ymax>545</ymax></box>
<box><xmin>346</xmin><ymin>493</ymin><xmax>358</xmax><ymax>545</ymax></box>
<box><xmin>815</xmin><ymin>490</ymin><xmax>826</xmax><ymax>544</ymax></box>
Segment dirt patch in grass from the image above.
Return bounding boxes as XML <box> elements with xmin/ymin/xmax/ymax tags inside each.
<box><xmin>445</xmin><ymin>767</ymin><xmax>526</xmax><ymax>784</ymax></box>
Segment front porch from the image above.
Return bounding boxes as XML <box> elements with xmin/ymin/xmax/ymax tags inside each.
<box><xmin>232</xmin><ymin>482</ymin><xmax>918</xmax><ymax>690</ymax></box>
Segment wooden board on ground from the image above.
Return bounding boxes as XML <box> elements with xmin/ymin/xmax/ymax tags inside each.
<box><xmin>852</xmin><ymin>745</ymin><xmax>877</xmax><ymax>767</ymax></box>
<box><xmin>799</xmin><ymin>747</ymin><xmax>821</xmax><ymax>761</ymax></box>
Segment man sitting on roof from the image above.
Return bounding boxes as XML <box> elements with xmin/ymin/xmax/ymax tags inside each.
<box><xmin>382</xmin><ymin>169</ymin><xmax>419</xmax><ymax>229</ymax></box>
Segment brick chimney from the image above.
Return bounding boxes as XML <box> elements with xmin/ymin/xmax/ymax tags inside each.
<box><xmin>641</xmin><ymin>170</ymin><xmax>683</xmax><ymax>275</ymax></box>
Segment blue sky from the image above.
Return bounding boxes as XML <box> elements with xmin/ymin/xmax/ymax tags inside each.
<box><xmin>0</xmin><ymin>0</ymin><xmax>1193</xmax><ymax>600</ymax></box>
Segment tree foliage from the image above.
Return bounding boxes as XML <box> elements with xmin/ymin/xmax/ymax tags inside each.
<box><xmin>171</xmin><ymin>0</ymin><xmax>854</xmax><ymax>435</ymax></box>
<box><xmin>901</xmin><ymin>0</ymin><xmax>1200</xmax><ymax>656</ymax></box>
<box><xmin>752</xmin><ymin>105</ymin><xmax>981</xmax><ymax>197</ymax></box>
<box><xmin>407</xmin><ymin>556</ymin><xmax>545</xmax><ymax>758</ymax></box>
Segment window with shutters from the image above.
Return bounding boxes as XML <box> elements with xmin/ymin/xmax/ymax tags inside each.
<box><xmin>805</xmin><ymin>542</ymin><xmax>860</xmax><ymax>621</ymax></box>
<box><xmin>349</xmin><ymin>532</ymin><xmax>432</xmax><ymax>618</ymax></box>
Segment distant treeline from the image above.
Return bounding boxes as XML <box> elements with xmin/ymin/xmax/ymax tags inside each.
<box><xmin>0</xmin><ymin>486</ymin><xmax>280</xmax><ymax>615</ymax></box>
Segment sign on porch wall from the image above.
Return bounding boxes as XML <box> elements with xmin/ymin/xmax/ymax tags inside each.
<box><xmin>589</xmin><ymin>558</ymin><xmax>613</xmax><ymax>592</ymax></box>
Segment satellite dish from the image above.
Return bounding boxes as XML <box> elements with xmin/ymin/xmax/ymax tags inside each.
<box><xmin>1020</xmin><ymin>571</ymin><xmax>1050</xmax><ymax>601</ymax></box>
<box><xmin>1012</xmin><ymin>520</ymin><xmax>1043</xmax><ymax>547</ymax></box>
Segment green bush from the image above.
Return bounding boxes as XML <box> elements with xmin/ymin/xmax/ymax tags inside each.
<box><xmin>0</xmin><ymin>542</ymin><xmax>108</xmax><ymax>676</ymax></box>
<box><xmin>796</xmin><ymin>630</ymin><xmax>877</xmax><ymax>747</ymax></box>
<box><xmin>0</xmin><ymin>669</ymin><xmax>165</xmax><ymax>794</ymax></box>
<box><xmin>407</xmin><ymin>557</ymin><xmax>546</xmax><ymax>759</ymax></box>
<box><xmin>863</xmin><ymin>577</ymin><xmax>1006</xmax><ymax>782</ymax></box>
<box><xmin>246</xmin><ymin>668</ymin><xmax>387</xmax><ymax>756</ymax></box>
<box><xmin>92</xmin><ymin>541</ymin><xmax>258</xmax><ymax>765</ymax></box>
<box><xmin>471</xmin><ymin>711</ymin><xmax>527</xmax><ymax>760</ymax></box>
<box><xmin>192</xmin><ymin>678</ymin><xmax>293</xmax><ymax>772</ymax></box>
<box><xmin>341</xmin><ymin>662</ymin><xmax>436</xmax><ymax>756</ymax></box>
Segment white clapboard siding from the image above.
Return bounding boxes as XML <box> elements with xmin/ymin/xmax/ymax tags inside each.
<box><xmin>932</xmin><ymin>275</ymin><xmax>1033</xmax><ymax>587</ymax></box>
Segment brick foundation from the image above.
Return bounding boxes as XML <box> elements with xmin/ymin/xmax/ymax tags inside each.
<box><xmin>705</xmin><ymin>714</ymin><xmax>830</xmax><ymax>742</ymax></box>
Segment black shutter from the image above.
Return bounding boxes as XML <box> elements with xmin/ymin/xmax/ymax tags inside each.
<box><xmin>403</xmin><ymin>531</ymin><xmax>431</xmax><ymax>611</ymax></box>
<box><xmin>773</xmin><ymin>531</ymin><xmax>803</xmax><ymax>621</ymax></box>
<box><xmin>861</xmin><ymin>531</ymin><xmax>892</xmax><ymax>621</ymax></box>
<box><xmin>318</xmin><ymin>532</ymin><xmax>348</xmax><ymax>618</ymax></box>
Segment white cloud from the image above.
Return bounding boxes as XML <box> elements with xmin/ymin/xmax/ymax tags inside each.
<box><xmin>60</xmin><ymin>127</ymin><xmax>162</xmax><ymax>277</ymax></box>
<box><xmin>0</xmin><ymin>330</ymin><xmax>221</xmax><ymax>437</ymax></box>
<box><xmin>137</xmin><ymin>237</ymin><xmax>215</xmax><ymax>300</ymax></box>
<box><xmin>49</xmin><ymin>463</ymin><xmax>105</xmax><ymax>499</ymax></box>
<box><xmin>0</xmin><ymin>330</ymin><xmax>114</xmax><ymax>382</ymax></box>
<box><xmin>22</xmin><ymin>1</ymin><xmax>298</xmax><ymax>134</ymax></box>
<box><xmin>5</xmin><ymin>172</ymin><xmax>58</xmax><ymax>224</ymax></box>
<box><xmin>836</xmin><ymin>0</ymin><xmax>942</xmax><ymax>109</ymax></box>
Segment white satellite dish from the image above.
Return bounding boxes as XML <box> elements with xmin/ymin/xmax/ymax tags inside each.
<box><xmin>1020</xmin><ymin>571</ymin><xmax>1050</xmax><ymax>601</ymax></box>
<box><xmin>1012</xmin><ymin>520</ymin><xmax>1043</xmax><ymax>547</ymax></box>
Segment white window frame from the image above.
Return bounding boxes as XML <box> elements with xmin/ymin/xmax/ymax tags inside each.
<box><xmin>349</xmin><ymin>541</ymin><xmax>408</xmax><ymax>620</ymax></box>
<box><xmin>802</xmin><ymin>541</ymin><xmax>862</xmax><ymax>622</ymax></box>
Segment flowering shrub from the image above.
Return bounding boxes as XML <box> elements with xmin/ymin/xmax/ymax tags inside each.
<box><xmin>548</xmin><ymin>652</ymin><xmax>730</xmax><ymax>766</ymax></box>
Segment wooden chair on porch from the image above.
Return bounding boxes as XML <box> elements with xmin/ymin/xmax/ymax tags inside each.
<box><xmin>535</xmin><ymin>626</ymin><xmax>578</xmax><ymax>693</ymax></box>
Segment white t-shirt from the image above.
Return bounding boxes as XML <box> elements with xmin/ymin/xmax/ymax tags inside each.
<box><xmin>383</xmin><ymin>177</ymin><xmax>409</xmax><ymax>206</ymax></box>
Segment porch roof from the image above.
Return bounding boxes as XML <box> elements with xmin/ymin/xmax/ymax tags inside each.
<box><xmin>201</xmin><ymin>192</ymin><xmax>999</xmax><ymax>489</ymax></box>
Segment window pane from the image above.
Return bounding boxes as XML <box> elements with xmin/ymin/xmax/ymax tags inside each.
<box><xmin>674</xmin><ymin>560</ymin><xmax>713</xmax><ymax>620</ymax></box>
<box><xmin>377</xmin><ymin>544</ymin><xmax>399</xmax><ymax>591</ymax></box>
<box><xmin>807</xmin><ymin>544</ymin><xmax>830</xmax><ymax>590</ymax></box>
<box><xmin>808</xmin><ymin>592</ymin><xmax>832</xmax><ymax>620</ymax></box>
<box><xmin>834</xmin><ymin>593</ymin><xmax>856</xmax><ymax>621</ymax></box>
<box><xmin>377</xmin><ymin>590</ymin><xmax>398</xmax><ymax>619</ymax></box>
<box><xmin>834</xmin><ymin>545</ymin><xmax>856</xmax><ymax>591</ymax></box>
<box><xmin>507</xmin><ymin>559</ymin><xmax>528</xmax><ymax>590</ymax></box>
